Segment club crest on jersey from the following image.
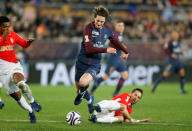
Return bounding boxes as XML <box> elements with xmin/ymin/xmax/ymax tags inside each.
<box><xmin>10</xmin><ymin>38</ymin><xmax>14</xmax><ymax>43</ymax></box>
<box><xmin>85</xmin><ymin>35</ymin><xmax>89</xmax><ymax>42</ymax></box>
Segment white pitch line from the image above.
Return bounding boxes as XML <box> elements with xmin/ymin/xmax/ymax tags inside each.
<box><xmin>137</xmin><ymin>122</ymin><xmax>192</xmax><ymax>127</ymax></box>
<box><xmin>0</xmin><ymin>119</ymin><xmax>192</xmax><ymax>127</ymax></box>
<box><xmin>0</xmin><ymin>119</ymin><xmax>64</xmax><ymax>123</ymax></box>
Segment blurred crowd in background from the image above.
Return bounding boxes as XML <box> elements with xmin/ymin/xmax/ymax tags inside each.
<box><xmin>1</xmin><ymin>0</ymin><xmax>192</xmax><ymax>44</ymax></box>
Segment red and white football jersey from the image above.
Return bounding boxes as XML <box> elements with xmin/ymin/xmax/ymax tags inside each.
<box><xmin>0</xmin><ymin>30</ymin><xmax>30</xmax><ymax>63</ymax></box>
<box><xmin>112</xmin><ymin>93</ymin><xmax>132</xmax><ymax>116</ymax></box>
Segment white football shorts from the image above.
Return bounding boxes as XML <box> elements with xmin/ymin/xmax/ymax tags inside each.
<box><xmin>94</xmin><ymin>100</ymin><xmax>121</xmax><ymax>118</ymax></box>
<box><xmin>0</xmin><ymin>59</ymin><xmax>24</xmax><ymax>94</ymax></box>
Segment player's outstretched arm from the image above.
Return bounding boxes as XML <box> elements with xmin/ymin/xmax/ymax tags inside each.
<box><xmin>125</xmin><ymin>118</ymin><xmax>151</xmax><ymax>123</ymax></box>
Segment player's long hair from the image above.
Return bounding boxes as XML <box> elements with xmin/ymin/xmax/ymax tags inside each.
<box><xmin>93</xmin><ymin>5</ymin><xmax>110</xmax><ymax>19</ymax></box>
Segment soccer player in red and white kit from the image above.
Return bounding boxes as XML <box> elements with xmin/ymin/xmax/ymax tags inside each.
<box><xmin>0</xmin><ymin>16</ymin><xmax>41</xmax><ymax>123</ymax></box>
<box><xmin>89</xmin><ymin>88</ymin><xmax>151</xmax><ymax>123</ymax></box>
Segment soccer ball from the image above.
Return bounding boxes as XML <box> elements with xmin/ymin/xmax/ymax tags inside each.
<box><xmin>66</xmin><ymin>111</ymin><xmax>81</xmax><ymax>125</ymax></box>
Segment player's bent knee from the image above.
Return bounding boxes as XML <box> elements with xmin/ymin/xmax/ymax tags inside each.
<box><xmin>79</xmin><ymin>79</ymin><xmax>89</xmax><ymax>87</ymax></box>
<box><xmin>12</xmin><ymin>73</ymin><xmax>24</xmax><ymax>84</ymax></box>
<box><xmin>16</xmin><ymin>81</ymin><xmax>32</xmax><ymax>94</ymax></box>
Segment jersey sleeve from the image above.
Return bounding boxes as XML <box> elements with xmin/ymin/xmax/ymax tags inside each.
<box><xmin>83</xmin><ymin>24</ymin><xmax>107</xmax><ymax>54</ymax></box>
<box><xmin>164</xmin><ymin>40</ymin><xmax>172</xmax><ymax>56</ymax></box>
<box><xmin>108</xmin><ymin>32</ymin><xmax>128</xmax><ymax>54</ymax></box>
<box><xmin>13</xmin><ymin>31</ymin><xmax>30</xmax><ymax>48</ymax></box>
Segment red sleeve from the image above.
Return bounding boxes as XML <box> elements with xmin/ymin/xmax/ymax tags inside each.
<box><xmin>83</xmin><ymin>24</ymin><xmax>107</xmax><ymax>54</ymax></box>
<box><xmin>164</xmin><ymin>40</ymin><xmax>172</xmax><ymax>56</ymax></box>
<box><xmin>109</xmin><ymin>33</ymin><xmax>128</xmax><ymax>54</ymax></box>
<box><xmin>13</xmin><ymin>31</ymin><xmax>30</xmax><ymax>48</ymax></box>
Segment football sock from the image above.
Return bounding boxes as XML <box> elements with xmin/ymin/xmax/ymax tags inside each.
<box><xmin>79</xmin><ymin>86</ymin><xmax>91</xmax><ymax>101</ymax></box>
<box><xmin>97</xmin><ymin>117</ymin><xmax>119</xmax><ymax>123</ymax></box>
<box><xmin>16</xmin><ymin>81</ymin><xmax>35</xmax><ymax>103</ymax></box>
<box><xmin>152</xmin><ymin>76</ymin><xmax>165</xmax><ymax>92</ymax></box>
<box><xmin>113</xmin><ymin>77</ymin><xmax>125</xmax><ymax>96</ymax></box>
<box><xmin>90</xmin><ymin>77</ymin><xmax>104</xmax><ymax>93</ymax></box>
<box><xmin>180</xmin><ymin>76</ymin><xmax>185</xmax><ymax>91</ymax></box>
<box><xmin>17</xmin><ymin>96</ymin><xmax>33</xmax><ymax>113</ymax></box>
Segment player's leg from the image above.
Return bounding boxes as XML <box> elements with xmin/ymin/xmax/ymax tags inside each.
<box><xmin>0</xmin><ymin>84</ymin><xmax>5</xmax><ymax>109</ymax></box>
<box><xmin>113</xmin><ymin>71</ymin><xmax>128</xmax><ymax>97</ymax></box>
<box><xmin>151</xmin><ymin>71</ymin><xmax>170</xmax><ymax>93</ymax></box>
<box><xmin>90</xmin><ymin>73</ymin><xmax>109</xmax><ymax>95</ymax></box>
<box><xmin>74</xmin><ymin>72</ymin><xmax>93</xmax><ymax>104</ymax></box>
<box><xmin>9</xmin><ymin>91</ymin><xmax>36</xmax><ymax>123</ymax></box>
<box><xmin>89</xmin><ymin>100</ymin><xmax>125</xmax><ymax>123</ymax></box>
<box><xmin>89</xmin><ymin>115</ymin><xmax>123</xmax><ymax>123</ymax></box>
<box><xmin>179</xmin><ymin>68</ymin><xmax>186</xmax><ymax>94</ymax></box>
<box><xmin>13</xmin><ymin>73</ymin><xmax>41</xmax><ymax>112</ymax></box>
<box><xmin>151</xmin><ymin>62</ymin><xmax>173</xmax><ymax>93</ymax></box>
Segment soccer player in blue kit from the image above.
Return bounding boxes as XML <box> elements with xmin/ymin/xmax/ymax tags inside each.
<box><xmin>151</xmin><ymin>31</ymin><xmax>186</xmax><ymax>94</ymax></box>
<box><xmin>90</xmin><ymin>20</ymin><xmax>128</xmax><ymax>97</ymax></box>
<box><xmin>74</xmin><ymin>5</ymin><xmax>129</xmax><ymax>113</ymax></box>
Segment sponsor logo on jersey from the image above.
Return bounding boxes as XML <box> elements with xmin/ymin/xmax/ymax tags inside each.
<box><xmin>0</xmin><ymin>45</ymin><xmax>14</xmax><ymax>51</ymax></box>
<box><xmin>93</xmin><ymin>41</ymin><xmax>103</xmax><ymax>48</ymax></box>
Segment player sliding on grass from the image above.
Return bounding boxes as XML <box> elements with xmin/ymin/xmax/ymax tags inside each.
<box><xmin>74</xmin><ymin>5</ymin><xmax>129</xmax><ymax>113</ymax></box>
<box><xmin>89</xmin><ymin>88</ymin><xmax>151</xmax><ymax>123</ymax></box>
<box><xmin>151</xmin><ymin>31</ymin><xmax>186</xmax><ymax>94</ymax></box>
<box><xmin>90</xmin><ymin>20</ymin><xmax>128</xmax><ymax>97</ymax></box>
<box><xmin>0</xmin><ymin>16</ymin><xmax>41</xmax><ymax>123</ymax></box>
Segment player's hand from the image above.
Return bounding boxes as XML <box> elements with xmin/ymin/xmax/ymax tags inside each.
<box><xmin>107</xmin><ymin>48</ymin><xmax>117</xmax><ymax>54</ymax></box>
<box><xmin>140</xmin><ymin>118</ymin><xmax>151</xmax><ymax>122</ymax></box>
<box><xmin>120</xmin><ymin>53</ymin><xmax>129</xmax><ymax>60</ymax></box>
<box><xmin>171</xmin><ymin>53</ymin><xmax>178</xmax><ymax>59</ymax></box>
<box><xmin>2</xmin><ymin>30</ymin><xmax>10</xmax><ymax>39</ymax></box>
<box><xmin>27</xmin><ymin>38</ymin><xmax>35</xmax><ymax>44</ymax></box>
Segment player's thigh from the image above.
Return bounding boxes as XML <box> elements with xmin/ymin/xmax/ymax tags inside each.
<box><xmin>79</xmin><ymin>73</ymin><xmax>93</xmax><ymax>87</ymax></box>
<box><xmin>163</xmin><ymin>71</ymin><xmax>171</xmax><ymax>77</ymax></box>
<box><xmin>105</xmin><ymin>65</ymin><xmax>115</xmax><ymax>76</ymax></box>
<box><xmin>102</xmin><ymin>73</ymin><xmax>109</xmax><ymax>80</ymax></box>
<box><xmin>97</xmin><ymin>100</ymin><xmax>121</xmax><ymax>111</ymax></box>
<box><xmin>0</xmin><ymin>74</ymin><xmax>19</xmax><ymax>95</ymax></box>
<box><xmin>120</xmin><ymin>71</ymin><xmax>128</xmax><ymax>80</ymax></box>
<box><xmin>179</xmin><ymin>69</ymin><xmax>185</xmax><ymax>77</ymax></box>
<box><xmin>164</xmin><ymin>63</ymin><xmax>173</xmax><ymax>77</ymax></box>
<box><xmin>11</xmin><ymin>62</ymin><xmax>25</xmax><ymax>83</ymax></box>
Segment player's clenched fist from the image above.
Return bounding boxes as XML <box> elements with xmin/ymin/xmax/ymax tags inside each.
<box><xmin>120</xmin><ymin>53</ymin><xmax>129</xmax><ymax>60</ymax></box>
<box><xmin>27</xmin><ymin>38</ymin><xmax>35</xmax><ymax>44</ymax></box>
<box><xmin>107</xmin><ymin>47</ymin><xmax>117</xmax><ymax>54</ymax></box>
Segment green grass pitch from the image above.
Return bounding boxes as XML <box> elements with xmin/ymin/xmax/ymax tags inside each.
<box><xmin>0</xmin><ymin>82</ymin><xmax>192</xmax><ymax>131</ymax></box>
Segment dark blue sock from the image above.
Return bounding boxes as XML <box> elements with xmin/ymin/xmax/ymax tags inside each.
<box><xmin>180</xmin><ymin>76</ymin><xmax>185</xmax><ymax>91</ymax></box>
<box><xmin>113</xmin><ymin>78</ymin><xmax>125</xmax><ymax>96</ymax></box>
<box><xmin>90</xmin><ymin>77</ymin><xmax>104</xmax><ymax>93</ymax></box>
<box><xmin>79</xmin><ymin>85</ymin><xmax>90</xmax><ymax>101</ymax></box>
<box><xmin>152</xmin><ymin>76</ymin><xmax>165</xmax><ymax>92</ymax></box>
